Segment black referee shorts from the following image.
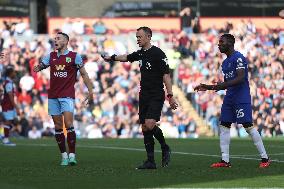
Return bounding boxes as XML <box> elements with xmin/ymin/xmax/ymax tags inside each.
<box><xmin>139</xmin><ymin>92</ymin><xmax>165</xmax><ymax>124</ymax></box>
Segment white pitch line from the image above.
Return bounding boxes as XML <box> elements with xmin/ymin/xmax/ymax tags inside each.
<box><xmin>16</xmin><ymin>143</ymin><xmax>284</xmax><ymax>163</ymax></box>
<box><xmin>231</xmin><ymin>153</ymin><xmax>284</xmax><ymax>157</ymax></box>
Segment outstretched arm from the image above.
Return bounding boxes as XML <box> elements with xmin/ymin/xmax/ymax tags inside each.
<box><xmin>102</xmin><ymin>54</ymin><xmax>128</xmax><ymax>62</ymax></box>
<box><xmin>194</xmin><ymin>69</ymin><xmax>245</xmax><ymax>91</ymax></box>
<box><xmin>102</xmin><ymin>51</ymin><xmax>140</xmax><ymax>63</ymax></box>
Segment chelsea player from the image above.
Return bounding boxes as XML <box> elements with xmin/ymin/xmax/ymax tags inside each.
<box><xmin>194</xmin><ymin>34</ymin><xmax>270</xmax><ymax>168</ymax></box>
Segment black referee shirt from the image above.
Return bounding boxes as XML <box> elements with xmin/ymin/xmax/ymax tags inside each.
<box><xmin>127</xmin><ymin>46</ymin><xmax>170</xmax><ymax>93</ymax></box>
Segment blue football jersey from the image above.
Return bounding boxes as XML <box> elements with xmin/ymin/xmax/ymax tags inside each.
<box><xmin>221</xmin><ymin>51</ymin><xmax>251</xmax><ymax>104</ymax></box>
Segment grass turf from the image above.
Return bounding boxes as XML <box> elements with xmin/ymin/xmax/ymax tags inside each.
<box><xmin>0</xmin><ymin>138</ymin><xmax>284</xmax><ymax>188</ymax></box>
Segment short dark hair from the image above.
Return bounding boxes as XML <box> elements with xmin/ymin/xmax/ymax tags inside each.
<box><xmin>221</xmin><ymin>33</ymin><xmax>235</xmax><ymax>45</ymax></box>
<box><xmin>5</xmin><ymin>66</ymin><xmax>14</xmax><ymax>77</ymax></box>
<box><xmin>137</xmin><ymin>26</ymin><xmax>152</xmax><ymax>37</ymax></box>
<box><xmin>57</xmin><ymin>32</ymin><xmax>69</xmax><ymax>41</ymax></box>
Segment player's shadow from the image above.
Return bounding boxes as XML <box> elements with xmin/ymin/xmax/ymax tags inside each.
<box><xmin>97</xmin><ymin>138</ymin><xmax>284</xmax><ymax>188</ymax></box>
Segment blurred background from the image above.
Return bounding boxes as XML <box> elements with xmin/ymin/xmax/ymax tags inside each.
<box><xmin>0</xmin><ymin>0</ymin><xmax>283</xmax><ymax>139</ymax></box>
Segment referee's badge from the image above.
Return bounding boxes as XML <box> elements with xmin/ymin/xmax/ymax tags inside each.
<box><xmin>146</xmin><ymin>62</ymin><xmax>152</xmax><ymax>70</ymax></box>
<box><xmin>163</xmin><ymin>58</ymin><xmax>168</xmax><ymax>65</ymax></box>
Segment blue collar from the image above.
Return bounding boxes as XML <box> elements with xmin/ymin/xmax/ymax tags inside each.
<box><xmin>57</xmin><ymin>49</ymin><xmax>69</xmax><ymax>57</ymax></box>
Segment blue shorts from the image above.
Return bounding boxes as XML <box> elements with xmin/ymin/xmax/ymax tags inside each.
<box><xmin>220</xmin><ymin>102</ymin><xmax>252</xmax><ymax>124</ymax></box>
<box><xmin>48</xmin><ymin>98</ymin><xmax>75</xmax><ymax>116</ymax></box>
<box><xmin>3</xmin><ymin>109</ymin><xmax>17</xmax><ymax>121</ymax></box>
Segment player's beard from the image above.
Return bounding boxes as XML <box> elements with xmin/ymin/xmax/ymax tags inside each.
<box><xmin>219</xmin><ymin>46</ymin><xmax>228</xmax><ymax>53</ymax></box>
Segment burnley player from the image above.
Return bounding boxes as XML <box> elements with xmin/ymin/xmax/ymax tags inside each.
<box><xmin>102</xmin><ymin>27</ymin><xmax>178</xmax><ymax>169</ymax></box>
<box><xmin>194</xmin><ymin>34</ymin><xmax>270</xmax><ymax>168</ymax></box>
<box><xmin>33</xmin><ymin>32</ymin><xmax>93</xmax><ymax>166</ymax></box>
<box><xmin>1</xmin><ymin>66</ymin><xmax>20</xmax><ymax>146</ymax></box>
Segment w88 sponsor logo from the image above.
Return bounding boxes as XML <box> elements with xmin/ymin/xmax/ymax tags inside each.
<box><xmin>54</xmin><ymin>72</ymin><xmax>68</xmax><ymax>78</ymax></box>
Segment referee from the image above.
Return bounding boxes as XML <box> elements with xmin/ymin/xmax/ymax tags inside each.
<box><xmin>102</xmin><ymin>26</ymin><xmax>178</xmax><ymax>169</ymax></box>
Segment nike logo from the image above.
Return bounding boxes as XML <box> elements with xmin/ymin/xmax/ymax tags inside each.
<box><xmin>53</xmin><ymin>59</ymin><xmax>56</xmax><ymax>61</ymax></box>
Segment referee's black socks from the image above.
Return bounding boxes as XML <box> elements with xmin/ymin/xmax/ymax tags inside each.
<box><xmin>152</xmin><ymin>125</ymin><xmax>167</xmax><ymax>150</ymax></box>
<box><xmin>143</xmin><ymin>130</ymin><xmax>155</xmax><ymax>162</ymax></box>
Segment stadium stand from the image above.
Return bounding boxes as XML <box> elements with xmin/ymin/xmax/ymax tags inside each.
<box><xmin>0</xmin><ymin>17</ymin><xmax>283</xmax><ymax>139</ymax></box>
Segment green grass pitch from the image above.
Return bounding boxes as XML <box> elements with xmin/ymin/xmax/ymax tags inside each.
<box><xmin>0</xmin><ymin>138</ymin><xmax>284</xmax><ymax>188</ymax></box>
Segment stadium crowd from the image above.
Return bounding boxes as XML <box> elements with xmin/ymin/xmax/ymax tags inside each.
<box><xmin>0</xmin><ymin>19</ymin><xmax>196</xmax><ymax>139</ymax></box>
<box><xmin>0</xmin><ymin>18</ymin><xmax>283</xmax><ymax>139</ymax></box>
<box><xmin>176</xmin><ymin>20</ymin><xmax>284</xmax><ymax>137</ymax></box>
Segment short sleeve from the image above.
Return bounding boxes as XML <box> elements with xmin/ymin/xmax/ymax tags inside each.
<box><xmin>5</xmin><ymin>82</ymin><xmax>13</xmax><ymax>92</ymax></box>
<box><xmin>235</xmin><ymin>56</ymin><xmax>247</xmax><ymax>70</ymax></box>
<box><xmin>41</xmin><ymin>53</ymin><xmax>51</xmax><ymax>66</ymax></box>
<box><xmin>127</xmin><ymin>51</ymin><xmax>140</xmax><ymax>62</ymax></box>
<box><xmin>159</xmin><ymin>51</ymin><xmax>170</xmax><ymax>74</ymax></box>
<box><xmin>75</xmin><ymin>53</ymin><xmax>84</xmax><ymax>69</ymax></box>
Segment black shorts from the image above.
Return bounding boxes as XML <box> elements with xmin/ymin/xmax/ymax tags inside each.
<box><xmin>139</xmin><ymin>92</ymin><xmax>165</xmax><ymax>124</ymax></box>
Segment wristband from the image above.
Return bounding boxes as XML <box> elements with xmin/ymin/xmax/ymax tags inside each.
<box><xmin>39</xmin><ymin>62</ymin><xmax>49</xmax><ymax>70</ymax></box>
<box><xmin>111</xmin><ymin>54</ymin><xmax>117</xmax><ymax>61</ymax></box>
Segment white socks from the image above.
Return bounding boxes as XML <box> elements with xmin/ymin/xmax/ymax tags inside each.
<box><xmin>62</xmin><ymin>152</ymin><xmax>68</xmax><ymax>159</ymax></box>
<box><xmin>220</xmin><ymin>126</ymin><xmax>231</xmax><ymax>163</ymax></box>
<box><xmin>246</xmin><ymin>127</ymin><xmax>268</xmax><ymax>159</ymax></box>
<box><xmin>69</xmin><ymin>153</ymin><xmax>75</xmax><ymax>158</ymax></box>
<box><xmin>61</xmin><ymin>152</ymin><xmax>76</xmax><ymax>159</ymax></box>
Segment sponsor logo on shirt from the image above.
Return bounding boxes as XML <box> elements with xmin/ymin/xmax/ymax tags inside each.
<box><xmin>55</xmin><ymin>65</ymin><xmax>65</xmax><ymax>71</ymax></box>
<box><xmin>54</xmin><ymin>64</ymin><xmax>67</xmax><ymax>78</ymax></box>
<box><xmin>225</xmin><ymin>71</ymin><xmax>234</xmax><ymax>79</ymax></box>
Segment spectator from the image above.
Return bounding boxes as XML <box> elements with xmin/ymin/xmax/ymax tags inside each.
<box><xmin>28</xmin><ymin>126</ymin><xmax>42</xmax><ymax>139</ymax></box>
<box><xmin>0</xmin><ymin>18</ymin><xmax>281</xmax><ymax>139</ymax></box>
<box><xmin>19</xmin><ymin>72</ymin><xmax>35</xmax><ymax>92</ymax></box>
<box><xmin>93</xmin><ymin>19</ymin><xmax>107</xmax><ymax>35</ymax></box>
<box><xmin>180</xmin><ymin>7</ymin><xmax>193</xmax><ymax>34</ymax></box>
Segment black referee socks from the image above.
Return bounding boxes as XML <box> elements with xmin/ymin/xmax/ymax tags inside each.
<box><xmin>143</xmin><ymin>130</ymin><xmax>155</xmax><ymax>162</ymax></box>
<box><xmin>152</xmin><ymin>125</ymin><xmax>167</xmax><ymax>150</ymax></box>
